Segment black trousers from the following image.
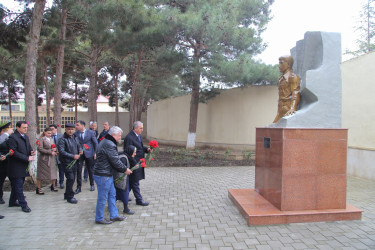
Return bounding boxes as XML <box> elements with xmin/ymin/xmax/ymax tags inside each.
<box><xmin>64</xmin><ymin>166</ymin><xmax>76</xmax><ymax>200</ymax></box>
<box><xmin>0</xmin><ymin>166</ymin><xmax>7</xmax><ymax>199</ymax></box>
<box><xmin>9</xmin><ymin>177</ymin><xmax>27</xmax><ymax>208</ymax></box>
<box><xmin>129</xmin><ymin>178</ymin><xmax>143</xmax><ymax>202</ymax></box>
<box><xmin>57</xmin><ymin>163</ymin><xmax>64</xmax><ymax>185</ymax></box>
<box><xmin>77</xmin><ymin>156</ymin><xmax>95</xmax><ymax>187</ymax></box>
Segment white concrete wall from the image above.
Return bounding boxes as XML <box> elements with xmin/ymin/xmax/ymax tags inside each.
<box><xmin>147</xmin><ymin>85</ymin><xmax>278</xmax><ymax>149</ymax></box>
<box><xmin>342</xmin><ymin>52</ymin><xmax>375</xmax><ymax>180</ymax></box>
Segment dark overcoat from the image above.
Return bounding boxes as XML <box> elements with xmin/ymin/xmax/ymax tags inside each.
<box><xmin>7</xmin><ymin>130</ymin><xmax>33</xmax><ymax>178</ymax></box>
<box><xmin>123</xmin><ymin>131</ymin><xmax>148</xmax><ymax>182</ymax></box>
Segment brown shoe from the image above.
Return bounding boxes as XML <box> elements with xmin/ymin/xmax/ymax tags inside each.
<box><xmin>95</xmin><ymin>219</ymin><xmax>112</xmax><ymax>224</ymax></box>
<box><xmin>110</xmin><ymin>216</ymin><xmax>126</xmax><ymax>222</ymax></box>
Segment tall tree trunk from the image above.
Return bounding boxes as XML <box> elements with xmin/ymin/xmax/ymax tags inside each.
<box><xmin>75</xmin><ymin>82</ymin><xmax>78</xmax><ymax>122</ymax></box>
<box><xmin>41</xmin><ymin>55</ymin><xmax>51</xmax><ymax>127</ymax></box>
<box><xmin>128</xmin><ymin>49</ymin><xmax>143</xmax><ymax>131</ymax></box>
<box><xmin>136</xmin><ymin>83</ymin><xmax>149</xmax><ymax>121</ymax></box>
<box><xmin>7</xmin><ymin>80</ymin><xmax>13</xmax><ymax>122</ymax></box>
<box><xmin>54</xmin><ymin>7</ymin><xmax>67</xmax><ymax>132</ymax></box>
<box><xmin>35</xmin><ymin>92</ymin><xmax>40</xmax><ymax>135</ymax></box>
<box><xmin>24</xmin><ymin>0</ymin><xmax>46</xmax><ymax>149</ymax></box>
<box><xmin>88</xmin><ymin>45</ymin><xmax>98</xmax><ymax>122</ymax></box>
<box><xmin>114</xmin><ymin>73</ymin><xmax>120</xmax><ymax>126</ymax></box>
<box><xmin>186</xmin><ymin>50</ymin><xmax>200</xmax><ymax>149</ymax></box>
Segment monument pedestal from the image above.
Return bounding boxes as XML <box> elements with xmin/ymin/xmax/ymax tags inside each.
<box><xmin>229</xmin><ymin>128</ymin><xmax>362</xmax><ymax>225</ymax></box>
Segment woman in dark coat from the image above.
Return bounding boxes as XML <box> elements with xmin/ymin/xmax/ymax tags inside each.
<box><xmin>116</xmin><ymin>145</ymin><xmax>137</xmax><ymax>215</ymax></box>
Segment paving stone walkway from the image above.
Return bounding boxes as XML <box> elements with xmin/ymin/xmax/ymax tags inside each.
<box><xmin>0</xmin><ymin>166</ymin><xmax>374</xmax><ymax>249</ymax></box>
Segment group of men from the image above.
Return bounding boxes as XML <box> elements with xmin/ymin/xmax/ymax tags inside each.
<box><xmin>0</xmin><ymin>119</ymin><xmax>149</xmax><ymax>221</ymax></box>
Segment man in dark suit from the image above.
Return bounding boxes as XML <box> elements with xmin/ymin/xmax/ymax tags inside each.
<box><xmin>7</xmin><ymin>121</ymin><xmax>34</xmax><ymax>213</ymax></box>
<box><xmin>49</xmin><ymin>124</ymin><xmax>64</xmax><ymax>189</ymax></box>
<box><xmin>123</xmin><ymin>121</ymin><xmax>151</xmax><ymax>206</ymax></box>
<box><xmin>74</xmin><ymin>120</ymin><xmax>98</xmax><ymax>193</ymax></box>
<box><xmin>57</xmin><ymin>123</ymin><xmax>82</xmax><ymax>204</ymax></box>
<box><xmin>84</xmin><ymin>121</ymin><xmax>99</xmax><ymax>182</ymax></box>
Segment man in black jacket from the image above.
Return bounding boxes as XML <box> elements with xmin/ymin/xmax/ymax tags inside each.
<box><xmin>93</xmin><ymin>126</ymin><xmax>131</xmax><ymax>224</ymax></box>
<box><xmin>7</xmin><ymin>121</ymin><xmax>34</xmax><ymax>213</ymax></box>
<box><xmin>57</xmin><ymin>123</ymin><xmax>82</xmax><ymax>204</ymax></box>
<box><xmin>123</xmin><ymin>121</ymin><xmax>151</xmax><ymax>206</ymax></box>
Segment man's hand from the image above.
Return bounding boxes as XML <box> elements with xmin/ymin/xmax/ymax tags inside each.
<box><xmin>0</xmin><ymin>155</ymin><xmax>5</xmax><ymax>161</ymax></box>
<box><xmin>74</xmin><ymin>154</ymin><xmax>80</xmax><ymax>160</ymax></box>
<box><xmin>28</xmin><ymin>156</ymin><xmax>34</xmax><ymax>161</ymax></box>
<box><xmin>94</xmin><ymin>154</ymin><xmax>96</xmax><ymax>160</ymax></box>
<box><xmin>125</xmin><ymin>168</ymin><xmax>132</xmax><ymax>175</ymax></box>
<box><xmin>147</xmin><ymin>147</ymin><xmax>153</xmax><ymax>153</ymax></box>
<box><xmin>31</xmin><ymin>150</ymin><xmax>35</xmax><ymax>156</ymax></box>
<box><xmin>79</xmin><ymin>150</ymin><xmax>83</xmax><ymax>155</ymax></box>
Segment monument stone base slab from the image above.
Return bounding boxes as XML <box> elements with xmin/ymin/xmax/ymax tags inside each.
<box><xmin>229</xmin><ymin>128</ymin><xmax>363</xmax><ymax>225</ymax></box>
<box><xmin>228</xmin><ymin>189</ymin><xmax>363</xmax><ymax>225</ymax></box>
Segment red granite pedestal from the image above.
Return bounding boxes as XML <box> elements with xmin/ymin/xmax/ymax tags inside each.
<box><xmin>229</xmin><ymin>128</ymin><xmax>363</xmax><ymax>226</ymax></box>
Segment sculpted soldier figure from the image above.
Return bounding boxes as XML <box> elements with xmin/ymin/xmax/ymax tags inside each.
<box><xmin>273</xmin><ymin>55</ymin><xmax>301</xmax><ymax>123</ymax></box>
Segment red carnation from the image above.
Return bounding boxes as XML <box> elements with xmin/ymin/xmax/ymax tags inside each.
<box><xmin>140</xmin><ymin>158</ymin><xmax>146</xmax><ymax>168</ymax></box>
<box><xmin>36</xmin><ymin>140</ymin><xmax>41</xmax><ymax>146</ymax></box>
<box><xmin>99</xmin><ymin>137</ymin><xmax>105</xmax><ymax>141</ymax></box>
<box><xmin>51</xmin><ymin>144</ymin><xmax>56</xmax><ymax>149</ymax></box>
<box><xmin>148</xmin><ymin>140</ymin><xmax>159</xmax><ymax>148</ymax></box>
<box><xmin>83</xmin><ymin>144</ymin><xmax>90</xmax><ymax>150</ymax></box>
<box><xmin>4</xmin><ymin>149</ymin><xmax>14</xmax><ymax>157</ymax></box>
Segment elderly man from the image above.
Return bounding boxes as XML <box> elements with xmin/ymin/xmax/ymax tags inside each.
<box><xmin>74</xmin><ymin>120</ymin><xmax>98</xmax><ymax>193</ymax></box>
<box><xmin>93</xmin><ymin>126</ymin><xmax>132</xmax><ymax>224</ymax></box>
<box><xmin>7</xmin><ymin>121</ymin><xmax>34</xmax><ymax>213</ymax></box>
<box><xmin>57</xmin><ymin>123</ymin><xmax>82</xmax><ymax>204</ymax></box>
<box><xmin>123</xmin><ymin>121</ymin><xmax>151</xmax><ymax>206</ymax></box>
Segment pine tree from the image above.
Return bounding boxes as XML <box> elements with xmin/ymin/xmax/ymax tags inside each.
<box><xmin>159</xmin><ymin>0</ymin><xmax>274</xmax><ymax>148</ymax></box>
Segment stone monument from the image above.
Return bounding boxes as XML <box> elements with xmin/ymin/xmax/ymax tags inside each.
<box><xmin>228</xmin><ymin>31</ymin><xmax>363</xmax><ymax>225</ymax></box>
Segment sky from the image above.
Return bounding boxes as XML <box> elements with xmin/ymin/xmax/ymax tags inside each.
<box><xmin>0</xmin><ymin>0</ymin><xmax>365</xmax><ymax>65</ymax></box>
<box><xmin>257</xmin><ymin>0</ymin><xmax>364</xmax><ymax>64</ymax></box>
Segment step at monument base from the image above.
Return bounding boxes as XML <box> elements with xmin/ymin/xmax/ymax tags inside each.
<box><xmin>228</xmin><ymin>189</ymin><xmax>363</xmax><ymax>226</ymax></box>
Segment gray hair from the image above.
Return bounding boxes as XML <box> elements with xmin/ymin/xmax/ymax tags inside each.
<box><xmin>133</xmin><ymin>121</ymin><xmax>143</xmax><ymax>129</ymax></box>
<box><xmin>89</xmin><ymin>121</ymin><xmax>97</xmax><ymax>126</ymax></box>
<box><xmin>108</xmin><ymin>126</ymin><xmax>123</xmax><ymax>136</ymax></box>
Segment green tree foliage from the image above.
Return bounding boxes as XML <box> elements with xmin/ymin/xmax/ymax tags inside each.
<box><xmin>156</xmin><ymin>0</ymin><xmax>275</xmax><ymax>148</ymax></box>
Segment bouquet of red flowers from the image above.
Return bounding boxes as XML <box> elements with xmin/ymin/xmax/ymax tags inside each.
<box><xmin>115</xmin><ymin>158</ymin><xmax>147</xmax><ymax>184</ymax></box>
<box><xmin>51</xmin><ymin>144</ymin><xmax>56</xmax><ymax>149</ymax></box>
<box><xmin>66</xmin><ymin>144</ymin><xmax>90</xmax><ymax>169</ymax></box>
<box><xmin>145</xmin><ymin>140</ymin><xmax>159</xmax><ymax>168</ymax></box>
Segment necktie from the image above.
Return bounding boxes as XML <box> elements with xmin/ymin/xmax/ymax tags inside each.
<box><xmin>80</xmin><ymin>132</ymin><xmax>84</xmax><ymax>140</ymax></box>
<box><xmin>53</xmin><ymin>135</ymin><xmax>56</xmax><ymax>144</ymax></box>
<box><xmin>138</xmin><ymin>135</ymin><xmax>142</xmax><ymax>143</ymax></box>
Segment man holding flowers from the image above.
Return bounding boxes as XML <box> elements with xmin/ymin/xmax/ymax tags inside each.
<box><xmin>123</xmin><ymin>121</ymin><xmax>151</xmax><ymax>206</ymax></box>
<box><xmin>93</xmin><ymin>126</ymin><xmax>131</xmax><ymax>224</ymax></box>
<box><xmin>7</xmin><ymin>121</ymin><xmax>34</xmax><ymax>213</ymax></box>
<box><xmin>57</xmin><ymin>123</ymin><xmax>82</xmax><ymax>204</ymax></box>
<box><xmin>74</xmin><ymin>120</ymin><xmax>98</xmax><ymax>193</ymax></box>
